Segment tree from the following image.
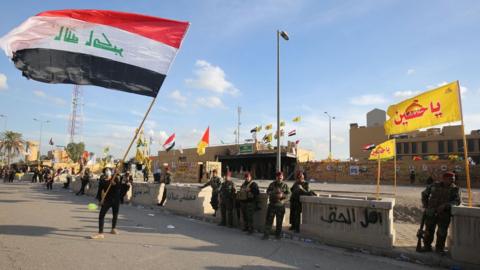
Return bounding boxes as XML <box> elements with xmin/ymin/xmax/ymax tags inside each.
<box><xmin>0</xmin><ymin>131</ymin><xmax>25</xmax><ymax>166</ymax></box>
<box><xmin>65</xmin><ymin>142</ymin><xmax>85</xmax><ymax>163</ymax></box>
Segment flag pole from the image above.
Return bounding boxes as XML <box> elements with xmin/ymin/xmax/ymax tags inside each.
<box><xmin>376</xmin><ymin>157</ymin><xmax>381</xmax><ymax>200</ymax></box>
<box><xmin>101</xmin><ymin>96</ymin><xmax>158</xmax><ymax>205</ymax></box>
<box><xmin>394</xmin><ymin>154</ymin><xmax>397</xmax><ymax>196</ymax></box>
<box><xmin>457</xmin><ymin>81</ymin><xmax>472</xmax><ymax>207</ymax></box>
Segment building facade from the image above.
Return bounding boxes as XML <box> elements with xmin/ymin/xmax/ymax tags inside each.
<box><xmin>350</xmin><ymin>109</ymin><xmax>480</xmax><ymax>163</ymax></box>
<box><xmin>152</xmin><ymin>141</ymin><xmax>315</xmax><ymax>180</ymax></box>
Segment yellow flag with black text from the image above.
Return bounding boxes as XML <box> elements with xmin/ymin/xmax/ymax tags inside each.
<box><xmin>384</xmin><ymin>81</ymin><xmax>462</xmax><ymax>135</ymax></box>
<box><xmin>369</xmin><ymin>139</ymin><xmax>396</xmax><ymax>160</ymax></box>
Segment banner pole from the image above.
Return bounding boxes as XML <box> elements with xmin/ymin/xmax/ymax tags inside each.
<box><xmin>394</xmin><ymin>154</ymin><xmax>397</xmax><ymax>196</ymax></box>
<box><xmin>457</xmin><ymin>81</ymin><xmax>472</xmax><ymax>207</ymax></box>
<box><xmin>101</xmin><ymin>96</ymin><xmax>158</xmax><ymax>205</ymax></box>
<box><xmin>376</xmin><ymin>157</ymin><xmax>381</xmax><ymax>200</ymax></box>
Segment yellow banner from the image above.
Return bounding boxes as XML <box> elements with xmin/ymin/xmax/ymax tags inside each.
<box><xmin>384</xmin><ymin>81</ymin><xmax>462</xmax><ymax>135</ymax></box>
<box><xmin>265</xmin><ymin>124</ymin><xmax>272</xmax><ymax>130</ymax></box>
<box><xmin>369</xmin><ymin>139</ymin><xmax>396</xmax><ymax>160</ymax></box>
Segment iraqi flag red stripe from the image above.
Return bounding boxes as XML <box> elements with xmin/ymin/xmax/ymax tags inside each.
<box><xmin>37</xmin><ymin>9</ymin><xmax>189</xmax><ymax>48</ymax></box>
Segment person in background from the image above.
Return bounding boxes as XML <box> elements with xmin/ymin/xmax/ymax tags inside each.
<box><xmin>63</xmin><ymin>168</ymin><xmax>72</xmax><ymax>189</ymax></box>
<box><xmin>410</xmin><ymin>170</ymin><xmax>416</xmax><ymax>184</ymax></box>
<box><xmin>263</xmin><ymin>171</ymin><xmax>290</xmax><ymax>240</ymax></box>
<box><xmin>219</xmin><ymin>171</ymin><xmax>236</xmax><ymax>227</ymax></box>
<box><xmin>158</xmin><ymin>167</ymin><xmax>172</xmax><ymax>206</ymax></box>
<box><xmin>91</xmin><ymin>168</ymin><xmax>121</xmax><ymax>239</ymax></box>
<box><xmin>289</xmin><ymin>171</ymin><xmax>316</xmax><ymax>233</ymax></box>
<box><xmin>143</xmin><ymin>166</ymin><xmax>149</xmax><ymax>182</ymax></box>
<box><xmin>153</xmin><ymin>167</ymin><xmax>161</xmax><ymax>183</ymax></box>
<box><xmin>120</xmin><ymin>171</ymin><xmax>133</xmax><ymax>204</ymax></box>
<box><xmin>45</xmin><ymin>168</ymin><xmax>54</xmax><ymax>190</ymax></box>
<box><xmin>76</xmin><ymin>168</ymin><xmax>91</xmax><ymax>196</ymax></box>
<box><xmin>420</xmin><ymin>171</ymin><xmax>460</xmax><ymax>254</ymax></box>
<box><xmin>238</xmin><ymin>172</ymin><xmax>259</xmax><ymax>234</ymax></box>
<box><xmin>200</xmin><ymin>169</ymin><xmax>222</xmax><ymax>217</ymax></box>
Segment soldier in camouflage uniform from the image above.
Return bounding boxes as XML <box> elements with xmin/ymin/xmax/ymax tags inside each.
<box><xmin>201</xmin><ymin>169</ymin><xmax>222</xmax><ymax>216</ymax></box>
<box><xmin>238</xmin><ymin>172</ymin><xmax>260</xmax><ymax>234</ymax></box>
<box><xmin>289</xmin><ymin>171</ymin><xmax>316</xmax><ymax>233</ymax></box>
<box><xmin>263</xmin><ymin>171</ymin><xmax>290</xmax><ymax>240</ymax></box>
<box><xmin>219</xmin><ymin>171</ymin><xmax>236</xmax><ymax>227</ymax></box>
<box><xmin>421</xmin><ymin>171</ymin><xmax>460</xmax><ymax>253</ymax></box>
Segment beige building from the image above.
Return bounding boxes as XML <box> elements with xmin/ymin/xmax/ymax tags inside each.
<box><xmin>25</xmin><ymin>141</ymin><xmax>39</xmax><ymax>162</ymax></box>
<box><xmin>350</xmin><ymin>109</ymin><xmax>480</xmax><ymax>163</ymax></box>
<box><xmin>152</xmin><ymin>141</ymin><xmax>314</xmax><ymax>180</ymax></box>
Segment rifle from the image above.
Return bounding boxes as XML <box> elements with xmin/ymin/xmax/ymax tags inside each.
<box><xmin>416</xmin><ymin>211</ymin><xmax>426</xmax><ymax>252</ymax></box>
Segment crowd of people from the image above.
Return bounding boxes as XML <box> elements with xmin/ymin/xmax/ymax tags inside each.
<box><xmin>198</xmin><ymin>169</ymin><xmax>316</xmax><ymax>239</ymax></box>
<box><xmin>1</xmin><ymin>163</ymin><xmax>461</xmax><ymax>254</ymax></box>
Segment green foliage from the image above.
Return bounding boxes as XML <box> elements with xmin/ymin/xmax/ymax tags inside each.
<box><xmin>65</xmin><ymin>142</ymin><xmax>85</xmax><ymax>163</ymax></box>
<box><xmin>0</xmin><ymin>131</ymin><xmax>25</xmax><ymax>165</ymax></box>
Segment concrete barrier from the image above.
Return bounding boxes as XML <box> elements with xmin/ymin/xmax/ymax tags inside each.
<box><xmin>449</xmin><ymin>205</ymin><xmax>480</xmax><ymax>265</ymax></box>
<box><xmin>300</xmin><ymin>196</ymin><xmax>396</xmax><ymax>249</ymax></box>
<box><xmin>164</xmin><ymin>184</ymin><xmax>214</xmax><ymax>216</ymax></box>
<box><xmin>131</xmin><ymin>183</ymin><xmax>162</xmax><ymax>205</ymax></box>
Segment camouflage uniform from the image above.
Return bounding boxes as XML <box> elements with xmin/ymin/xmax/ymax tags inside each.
<box><xmin>202</xmin><ymin>175</ymin><xmax>222</xmax><ymax>211</ymax></box>
<box><xmin>290</xmin><ymin>181</ymin><xmax>316</xmax><ymax>232</ymax></box>
<box><xmin>239</xmin><ymin>180</ymin><xmax>260</xmax><ymax>233</ymax></box>
<box><xmin>219</xmin><ymin>180</ymin><xmax>236</xmax><ymax>226</ymax></box>
<box><xmin>264</xmin><ymin>180</ymin><xmax>290</xmax><ymax>238</ymax></box>
<box><xmin>421</xmin><ymin>181</ymin><xmax>460</xmax><ymax>252</ymax></box>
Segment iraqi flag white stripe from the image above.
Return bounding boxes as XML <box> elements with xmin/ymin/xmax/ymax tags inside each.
<box><xmin>0</xmin><ymin>16</ymin><xmax>177</xmax><ymax>75</ymax></box>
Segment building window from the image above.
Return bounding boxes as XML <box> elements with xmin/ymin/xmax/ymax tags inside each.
<box><xmin>421</xmin><ymin>141</ymin><xmax>428</xmax><ymax>153</ymax></box>
<box><xmin>438</xmin><ymin>141</ymin><xmax>445</xmax><ymax>153</ymax></box>
<box><xmin>467</xmin><ymin>139</ymin><xmax>474</xmax><ymax>152</ymax></box>
<box><xmin>396</xmin><ymin>143</ymin><xmax>401</xmax><ymax>155</ymax></box>
<box><xmin>447</xmin><ymin>140</ymin><xmax>453</xmax><ymax>153</ymax></box>
<box><xmin>457</xmin><ymin>140</ymin><xmax>464</xmax><ymax>153</ymax></box>
<box><xmin>412</xmin><ymin>142</ymin><xmax>417</xmax><ymax>154</ymax></box>
<box><xmin>403</xmin><ymin>142</ymin><xmax>409</xmax><ymax>154</ymax></box>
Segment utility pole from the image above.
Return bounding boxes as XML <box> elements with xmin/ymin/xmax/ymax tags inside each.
<box><xmin>276</xmin><ymin>30</ymin><xmax>289</xmax><ymax>173</ymax></box>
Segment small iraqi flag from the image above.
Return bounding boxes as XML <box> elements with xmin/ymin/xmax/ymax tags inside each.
<box><xmin>288</xmin><ymin>130</ymin><xmax>296</xmax><ymax>137</ymax></box>
<box><xmin>363</xmin><ymin>144</ymin><xmax>376</xmax><ymax>151</ymax></box>
<box><xmin>162</xmin><ymin>133</ymin><xmax>175</xmax><ymax>152</ymax></box>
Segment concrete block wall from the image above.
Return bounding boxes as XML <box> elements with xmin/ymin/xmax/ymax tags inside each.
<box><xmin>449</xmin><ymin>205</ymin><xmax>480</xmax><ymax>265</ymax></box>
<box><xmin>300</xmin><ymin>196</ymin><xmax>396</xmax><ymax>249</ymax></box>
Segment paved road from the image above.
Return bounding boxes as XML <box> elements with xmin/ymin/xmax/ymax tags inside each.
<box><xmin>0</xmin><ymin>182</ymin><xmax>437</xmax><ymax>270</ymax></box>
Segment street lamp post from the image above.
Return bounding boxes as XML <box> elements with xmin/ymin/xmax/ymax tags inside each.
<box><xmin>276</xmin><ymin>30</ymin><xmax>289</xmax><ymax>173</ymax></box>
<box><xmin>33</xmin><ymin>118</ymin><xmax>50</xmax><ymax>163</ymax></box>
<box><xmin>324</xmin><ymin>112</ymin><xmax>335</xmax><ymax>159</ymax></box>
<box><xmin>0</xmin><ymin>114</ymin><xmax>7</xmax><ymax>163</ymax></box>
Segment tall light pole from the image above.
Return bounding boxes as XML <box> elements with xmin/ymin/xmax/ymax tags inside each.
<box><xmin>324</xmin><ymin>112</ymin><xmax>335</xmax><ymax>160</ymax></box>
<box><xmin>276</xmin><ymin>30</ymin><xmax>289</xmax><ymax>173</ymax></box>
<box><xmin>0</xmin><ymin>114</ymin><xmax>7</xmax><ymax>164</ymax></box>
<box><xmin>33</xmin><ymin>118</ymin><xmax>50</xmax><ymax>163</ymax></box>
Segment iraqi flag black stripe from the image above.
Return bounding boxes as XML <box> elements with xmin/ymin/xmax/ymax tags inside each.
<box><xmin>14</xmin><ymin>48</ymin><xmax>166</xmax><ymax>97</ymax></box>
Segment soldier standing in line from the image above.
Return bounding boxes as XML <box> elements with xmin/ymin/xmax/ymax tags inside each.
<box><xmin>158</xmin><ymin>167</ymin><xmax>173</xmax><ymax>206</ymax></box>
<box><xmin>218</xmin><ymin>171</ymin><xmax>236</xmax><ymax>227</ymax></box>
<box><xmin>238</xmin><ymin>172</ymin><xmax>260</xmax><ymax>234</ymax></box>
<box><xmin>200</xmin><ymin>169</ymin><xmax>222</xmax><ymax>216</ymax></box>
<box><xmin>420</xmin><ymin>171</ymin><xmax>460</xmax><ymax>254</ymax></box>
<box><xmin>263</xmin><ymin>171</ymin><xmax>290</xmax><ymax>240</ymax></box>
<box><xmin>289</xmin><ymin>171</ymin><xmax>316</xmax><ymax>233</ymax></box>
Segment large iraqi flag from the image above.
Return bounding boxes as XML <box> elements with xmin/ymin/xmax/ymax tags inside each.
<box><xmin>0</xmin><ymin>10</ymin><xmax>189</xmax><ymax>97</ymax></box>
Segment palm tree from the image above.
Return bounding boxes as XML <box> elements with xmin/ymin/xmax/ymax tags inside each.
<box><xmin>0</xmin><ymin>131</ymin><xmax>25</xmax><ymax>166</ymax></box>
